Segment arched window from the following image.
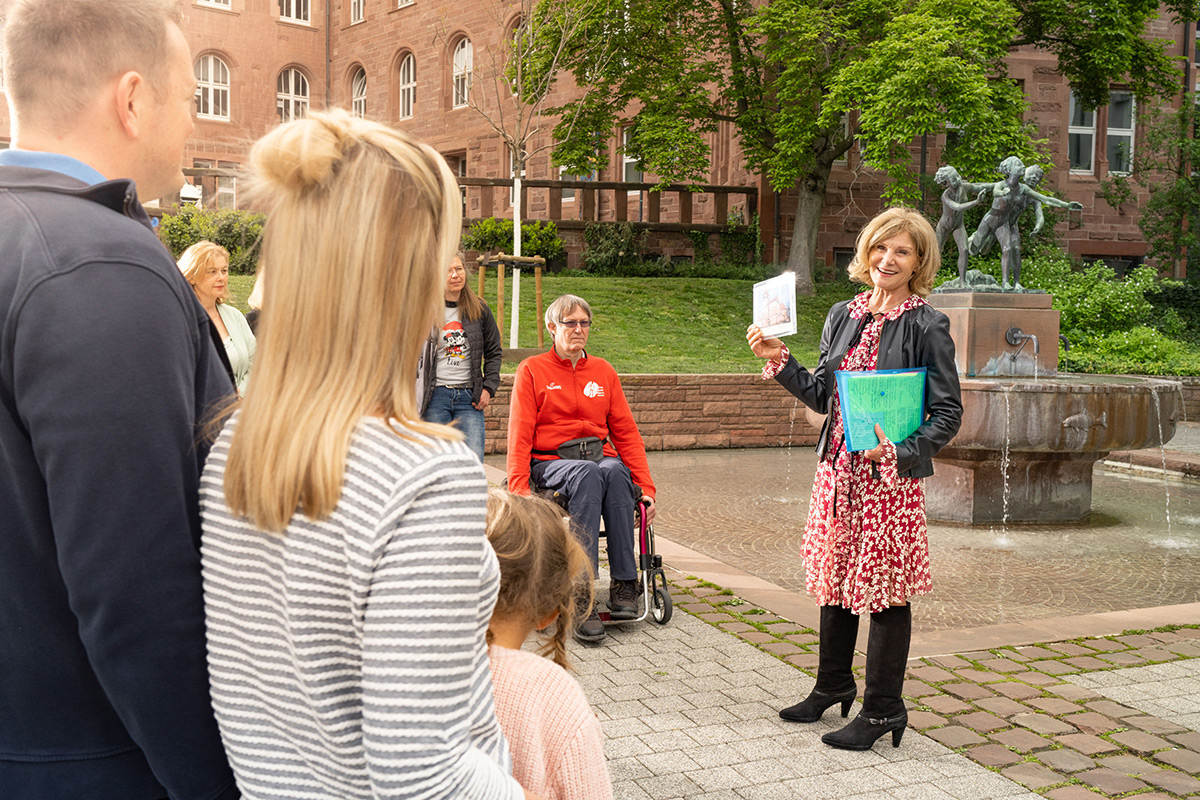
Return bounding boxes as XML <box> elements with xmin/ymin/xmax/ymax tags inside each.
<box><xmin>351</xmin><ymin>68</ymin><xmax>367</xmax><ymax>118</ymax></box>
<box><xmin>398</xmin><ymin>54</ymin><xmax>416</xmax><ymax>120</ymax></box>
<box><xmin>452</xmin><ymin>38</ymin><xmax>472</xmax><ymax>109</ymax></box>
<box><xmin>277</xmin><ymin>68</ymin><xmax>309</xmax><ymax>124</ymax></box>
<box><xmin>194</xmin><ymin>55</ymin><xmax>230</xmax><ymax>120</ymax></box>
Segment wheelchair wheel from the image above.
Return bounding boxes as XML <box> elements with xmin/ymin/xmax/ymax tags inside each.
<box><xmin>651</xmin><ymin>584</ymin><xmax>672</xmax><ymax>625</ymax></box>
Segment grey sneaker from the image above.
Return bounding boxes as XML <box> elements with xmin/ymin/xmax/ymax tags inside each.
<box><xmin>608</xmin><ymin>578</ymin><xmax>639</xmax><ymax>620</ymax></box>
<box><xmin>574</xmin><ymin>607</ymin><xmax>606</xmax><ymax>643</ymax></box>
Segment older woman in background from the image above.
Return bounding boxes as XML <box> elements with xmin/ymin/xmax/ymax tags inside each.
<box><xmin>178</xmin><ymin>241</ymin><xmax>255</xmax><ymax>393</ymax></box>
<box><xmin>747</xmin><ymin>207</ymin><xmax>962</xmax><ymax>751</ymax></box>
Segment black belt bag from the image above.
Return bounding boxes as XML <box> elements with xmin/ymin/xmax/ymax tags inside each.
<box><xmin>533</xmin><ymin>436</ymin><xmax>607</xmax><ymax>463</ymax></box>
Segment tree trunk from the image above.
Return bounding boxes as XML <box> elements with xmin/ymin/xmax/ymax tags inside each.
<box><xmin>784</xmin><ymin>165</ymin><xmax>832</xmax><ymax>296</ymax></box>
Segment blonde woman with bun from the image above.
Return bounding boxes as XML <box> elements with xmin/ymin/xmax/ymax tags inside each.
<box><xmin>178</xmin><ymin>240</ymin><xmax>255</xmax><ymax>393</ymax></box>
<box><xmin>200</xmin><ymin>109</ymin><xmax>537</xmax><ymax>800</ymax></box>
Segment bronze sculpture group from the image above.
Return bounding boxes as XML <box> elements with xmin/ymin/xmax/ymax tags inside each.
<box><xmin>934</xmin><ymin>157</ymin><xmax>1082</xmax><ymax>291</ymax></box>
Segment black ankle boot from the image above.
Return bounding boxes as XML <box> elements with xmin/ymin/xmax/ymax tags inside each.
<box><xmin>780</xmin><ymin>605</ymin><xmax>859</xmax><ymax>723</ymax></box>
<box><xmin>822</xmin><ymin>604</ymin><xmax>911</xmax><ymax>750</ymax></box>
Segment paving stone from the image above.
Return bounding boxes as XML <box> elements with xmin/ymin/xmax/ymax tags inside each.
<box><xmin>737</xmin><ymin>631</ymin><xmax>779</xmax><ymax>645</ymax></box>
<box><xmin>1054</xmin><ymin>733</ymin><xmax>1122</xmax><ymax>756</ymax></box>
<box><xmin>990</xmin><ymin>727</ymin><xmax>1053</xmax><ymax>752</ymax></box>
<box><xmin>1096</xmin><ymin>754</ymin><xmax>1161</xmax><ymax>775</ymax></box>
<box><xmin>1132</xmin><ymin>646</ymin><xmax>1178</xmax><ymax>662</ymax></box>
<box><xmin>1036</xmin><ymin>748</ymin><xmax>1096</xmax><ymax>772</ymax></box>
<box><xmin>1047</xmin><ymin>642</ymin><xmax>1094</xmax><ymax>656</ymax></box>
<box><xmin>1065</xmin><ymin>712</ymin><xmax>1120</xmax><ymax>735</ymax></box>
<box><xmin>1156</xmin><ymin>747</ymin><xmax>1200</xmax><ymax>773</ymax></box>
<box><xmin>1084</xmin><ymin>699</ymin><xmax>1140</xmax><ymax>718</ymax></box>
<box><xmin>1013</xmin><ymin>712</ymin><xmax>1077</xmax><ymax>735</ymax></box>
<box><xmin>759</xmin><ymin>641</ymin><xmax>804</xmax><ymax>656</ymax></box>
<box><xmin>1044</xmin><ymin>787</ymin><xmax>1107</xmax><ymax>800</ymax></box>
<box><xmin>908</xmin><ymin>710</ymin><xmax>945</xmax><ymax>730</ymax></box>
<box><xmin>1027</xmin><ymin>660</ymin><xmax>1079</xmax><ymax>675</ymax></box>
<box><xmin>1017</xmin><ymin>671</ymin><xmax>1064</xmax><ymax>686</ymax></box>
<box><xmin>957</xmin><ymin>711</ymin><xmax>1009</xmax><ymax>733</ymax></box>
<box><xmin>941</xmin><ymin>682</ymin><xmax>995</xmax><ymax>701</ymax></box>
<box><xmin>902</xmin><ymin>680</ymin><xmax>938</xmax><ymax>697</ymax></box>
<box><xmin>1016</xmin><ymin>646</ymin><xmax>1061</xmax><ymax>659</ymax></box>
<box><xmin>717</xmin><ymin>621</ymin><xmax>757</xmax><ymax>633</ymax></box>
<box><xmin>1116</xmin><ymin>634</ymin><xmax>1160</xmax><ymax>647</ymax></box>
<box><xmin>1124</xmin><ymin>715</ymin><xmax>1188</xmax><ymax>735</ymax></box>
<box><xmin>1043</xmin><ymin>683</ymin><xmax>1101</xmax><ymax>701</ymax></box>
<box><xmin>1027</xmin><ymin>697</ymin><xmax>1084</xmax><ymax>715</ymax></box>
<box><xmin>908</xmin><ymin>665</ymin><xmax>956</xmax><ymax>683</ymax></box>
<box><xmin>924</xmin><ymin>695</ymin><xmax>972</xmax><ymax>714</ymax></box>
<box><xmin>1165</xmin><ymin>641</ymin><xmax>1200</xmax><ymax>657</ymax></box>
<box><xmin>926</xmin><ymin>725</ymin><xmax>988</xmax><ymax>748</ymax></box>
<box><xmin>1063</xmin><ymin>656</ymin><xmax>1113</xmax><ymax>670</ymax></box>
<box><xmin>1081</xmin><ymin>638</ymin><xmax>1126</xmax><ymax>652</ymax></box>
<box><xmin>1167</xmin><ymin>730</ymin><xmax>1200</xmax><ymax>750</ymax></box>
<box><xmin>782</xmin><ymin>633</ymin><xmax>818</xmax><ymax>646</ymax></box>
<box><xmin>992</xmin><ymin>681</ymin><xmax>1044</xmax><ymax>700</ymax></box>
<box><xmin>1076</xmin><ymin>767</ymin><xmax>1149</xmax><ymax>794</ymax></box>
<box><xmin>1144</xmin><ymin>768</ymin><xmax>1200</xmax><ymax>795</ymax></box>
<box><xmin>966</xmin><ymin>743</ymin><xmax>1023</xmax><ymax>767</ymax></box>
<box><xmin>1110</xmin><ymin>730</ymin><xmax>1173</xmax><ymax>754</ymax></box>
<box><xmin>783</xmin><ymin>653</ymin><xmax>819</xmax><ymax>669</ymax></box>
<box><xmin>953</xmin><ymin>669</ymin><xmax>1002</xmax><ymax>683</ymax></box>
<box><xmin>975</xmin><ymin>697</ymin><xmax>1029</xmax><ymax>718</ymax></box>
<box><xmin>977</xmin><ymin>658</ymin><xmax>1026</xmax><ymax>673</ymax></box>
<box><xmin>1096</xmin><ymin>651</ymin><xmax>1147</xmax><ymax>666</ymax></box>
<box><xmin>926</xmin><ymin>655</ymin><xmax>973</xmax><ymax>669</ymax></box>
<box><xmin>1000</xmin><ymin>761</ymin><xmax>1064</xmax><ymax>789</ymax></box>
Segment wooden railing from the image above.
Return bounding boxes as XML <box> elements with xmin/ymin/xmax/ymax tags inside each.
<box><xmin>458</xmin><ymin>177</ymin><xmax>758</xmax><ymax>232</ymax></box>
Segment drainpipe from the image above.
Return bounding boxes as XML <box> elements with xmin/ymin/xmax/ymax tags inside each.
<box><xmin>325</xmin><ymin>0</ymin><xmax>331</xmax><ymax>108</ymax></box>
<box><xmin>1179</xmin><ymin>17</ymin><xmax>1193</xmax><ymax>281</ymax></box>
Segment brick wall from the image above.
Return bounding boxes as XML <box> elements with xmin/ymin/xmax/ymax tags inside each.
<box><xmin>482</xmin><ymin>373</ymin><xmax>822</xmax><ymax>455</ymax></box>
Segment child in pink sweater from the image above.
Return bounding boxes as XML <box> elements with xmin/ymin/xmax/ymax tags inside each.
<box><xmin>486</xmin><ymin>490</ymin><xmax>614</xmax><ymax>800</ymax></box>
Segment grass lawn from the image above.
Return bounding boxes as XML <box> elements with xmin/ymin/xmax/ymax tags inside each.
<box><xmin>230</xmin><ymin>273</ymin><xmax>861</xmax><ymax>374</ymax></box>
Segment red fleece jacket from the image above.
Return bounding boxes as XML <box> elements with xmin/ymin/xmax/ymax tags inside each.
<box><xmin>506</xmin><ymin>349</ymin><xmax>655</xmax><ymax>500</ymax></box>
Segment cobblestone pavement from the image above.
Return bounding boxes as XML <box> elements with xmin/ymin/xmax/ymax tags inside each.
<box><xmin>571</xmin><ymin>575</ymin><xmax>1200</xmax><ymax>800</ymax></box>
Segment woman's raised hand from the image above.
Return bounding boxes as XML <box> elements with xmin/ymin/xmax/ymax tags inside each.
<box><xmin>746</xmin><ymin>325</ymin><xmax>784</xmax><ymax>362</ymax></box>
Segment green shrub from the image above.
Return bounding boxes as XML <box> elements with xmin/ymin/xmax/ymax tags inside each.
<box><xmin>581</xmin><ymin>221</ymin><xmax>650</xmax><ymax>274</ymax></box>
<box><xmin>460</xmin><ymin>218</ymin><xmax>566</xmax><ymax>263</ymax></box>
<box><xmin>1147</xmin><ymin>279</ymin><xmax>1200</xmax><ymax>344</ymax></box>
<box><xmin>583</xmin><ymin>216</ymin><xmax>770</xmax><ymax>279</ymax></box>
<box><xmin>158</xmin><ymin>205</ymin><xmax>264</xmax><ymax>274</ymax></box>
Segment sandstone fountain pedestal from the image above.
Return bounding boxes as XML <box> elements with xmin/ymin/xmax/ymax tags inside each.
<box><xmin>925</xmin><ymin>293</ymin><xmax>1182</xmax><ymax>524</ymax></box>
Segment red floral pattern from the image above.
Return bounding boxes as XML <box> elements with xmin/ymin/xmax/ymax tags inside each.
<box><xmin>803</xmin><ymin>292</ymin><xmax>932</xmax><ymax>614</ymax></box>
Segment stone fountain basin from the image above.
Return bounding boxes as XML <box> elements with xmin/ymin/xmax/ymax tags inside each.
<box><xmin>927</xmin><ymin>375</ymin><xmax>1183</xmax><ymax>524</ymax></box>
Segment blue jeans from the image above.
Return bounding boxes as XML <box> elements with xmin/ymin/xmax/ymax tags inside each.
<box><xmin>530</xmin><ymin>456</ymin><xmax>637</xmax><ymax>580</ymax></box>
<box><xmin>423</xmin><ymin>386</ymin><xmax>485</xmax><ymax>460</ymax></box>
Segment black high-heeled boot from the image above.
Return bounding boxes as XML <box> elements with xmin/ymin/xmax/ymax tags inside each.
<box><xmin>822</xmin><ymin>604</ymin><xmax>911</xmax><ymax>750</ymax></box>
<box><xmin>780</xmin><ymin>605</ymin><xmax>859</xmax><ymax>723</ymax></box>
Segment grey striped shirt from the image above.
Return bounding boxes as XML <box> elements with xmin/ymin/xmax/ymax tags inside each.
<box><xmin>200</xmin><ymin>416</ymin><xmax>522</xmax><ymax>800</ymax></box>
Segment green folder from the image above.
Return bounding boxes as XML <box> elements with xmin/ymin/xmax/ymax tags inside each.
<box><xmin>834</xmin><ymin>368</ymin><xmax>927</xmax><ymax>451</ymax></box>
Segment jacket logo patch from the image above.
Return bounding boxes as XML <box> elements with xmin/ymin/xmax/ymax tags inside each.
<box><xmin>584</xmin><ymin>381</ymin><xmax>605</xmax><ymax>398</ymax></box>
<box><xmin>546</xmin><ymin>382</ymin><xmax>562</xmax><ymax>391</ymax></box>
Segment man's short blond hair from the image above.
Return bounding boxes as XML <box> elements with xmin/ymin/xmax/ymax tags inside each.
<box><xmin>3</xmin><ymin>0</ymin><xmax>182</xmax><ymax>132</ymax></box>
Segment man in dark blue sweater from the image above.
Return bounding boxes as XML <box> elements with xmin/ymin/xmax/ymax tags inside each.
<box><xmin>0</xmin><ymin>1</ymin><xmax>238</xmax><ymax>798</ymax></box>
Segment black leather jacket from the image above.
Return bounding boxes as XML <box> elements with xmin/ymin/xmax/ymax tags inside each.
<box><xmin>773</xmin><ymin>297</ymin><xmax>963</xmax><ymax>479</ymax></box>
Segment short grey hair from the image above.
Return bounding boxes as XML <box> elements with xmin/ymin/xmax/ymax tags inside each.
<box><xmin>545</xmin><ymin>294</ymin><xmax>592</xmax><ymax>330</ymax></box>
<box><xmin>3</xmin><ymin>0</ymin><xmax>182</xmax><ymax>133</ymax></box>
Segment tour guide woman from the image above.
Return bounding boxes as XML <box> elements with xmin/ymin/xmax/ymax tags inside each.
<box><xmin>747</xmin><ymin>206</ymin><xmax>962</xmax><ymax>751</ymax></box>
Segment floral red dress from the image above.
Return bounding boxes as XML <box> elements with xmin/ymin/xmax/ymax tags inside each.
<box><xmin>767</xmin><ymin>292</ymin><xmax>932</xmax><ymax>615</ymax></box>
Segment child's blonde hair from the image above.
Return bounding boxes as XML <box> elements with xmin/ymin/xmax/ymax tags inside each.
<box><xmin>486</xmin><ymin>490</ymin><xmax>592</xmax><ymax>669</ymax></box>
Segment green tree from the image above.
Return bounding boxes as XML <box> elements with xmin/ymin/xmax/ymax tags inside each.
<box><xmin>539</xmin><ymin>0</ymin><xmax>1193</xmax><ymax>293</ymax></box>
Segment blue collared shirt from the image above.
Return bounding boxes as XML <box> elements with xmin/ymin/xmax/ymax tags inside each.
<box><xmin>0</xmin><ymin>148</ymin><xmax>108</xmax><ymax>186</ymax></box>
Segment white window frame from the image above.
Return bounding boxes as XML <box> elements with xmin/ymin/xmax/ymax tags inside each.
<box><xmin>452</xmin><ymin>38</ymin><xmax>472</xmax><ymax>109</ymax></box>
<box><xmin>197</xmin><ymin>0</ymin><xmax>232</xmax><ymax>8</ymax></box>
<box><xmin>397</xmin><ymin>0</ymin><xmax>413</xmax><ymax>6</ymax></box>
<box><xmin>194</xmin><ymin>55</ymin><xmax>230</xmax><ymax>120</ymax></box>
<box><xmin>351</xmin><ymin>0</ymin><xmax>365</xmax><ymax>24</ymax></box>
<box><xmin>1106</xmin><ymin>90</ymin><xmax>1136</xmax><ymax>176</ymax></box>
<box><xmin>277</xmin><ymin>68</ymin><xmax>309</xmax><ymax>124</ymax></box>
<box><xmin>622</xmin><ymin>127</ymin><xmax>642</xmax><ymax>188</ymax></box>
<box><xmin>351</xmin><ymin>68</ymin><xmax>367</xmax><ymax>118</ymax></box>
<box><xmin>398</xmin><ymin>54</ymin><xmax>415</xmax><ymax>120</ymax></box>
<box><xmin>1068</xmin><ymin>92</ymin><xmax>1095</xmax><ymax>175</ymax></box>
<box><xmin>278</xmin><ymin>0</ymin><xmax>310</xmax><ymax>24</ymax></box>
<box><xmin>560</xmin><ymin>165</ymin><xmax>595</xmax><ymax>202</ymax></box>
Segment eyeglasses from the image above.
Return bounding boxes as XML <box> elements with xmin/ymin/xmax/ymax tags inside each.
<box><xmin>557</xmin><ymin>319</ymin><xmax>592</xmax><ymax>329</ymax></box>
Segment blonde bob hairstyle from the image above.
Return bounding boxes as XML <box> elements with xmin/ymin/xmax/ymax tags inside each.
<box><xmin>222</xmin><ymin>109</ymin><xmax>463</xmax><ymax>531</ymax></box>
<box><xmin>177</xmin><ymin>240</ymin><xmax>232</xmax><ymax>305</ymax></box>
<box><xmin>846</xmin><ymin>207</ymin><xmax>941</xmax><ymax>298</ymax></box>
